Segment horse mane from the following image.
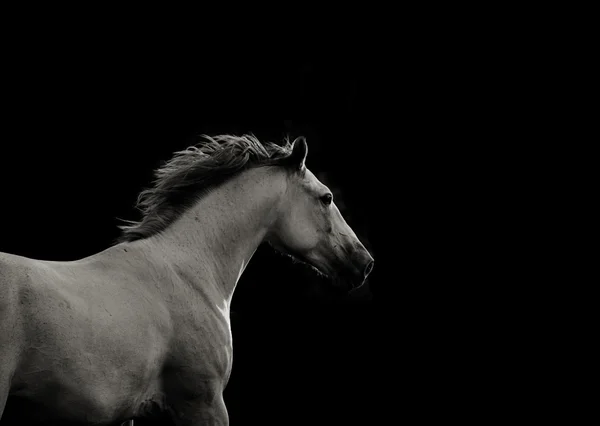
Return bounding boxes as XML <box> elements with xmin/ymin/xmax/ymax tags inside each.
<box><xmin>118</xmin><ymin>134</ymin><xmax>295</xmax><ymax>242</ymax></box>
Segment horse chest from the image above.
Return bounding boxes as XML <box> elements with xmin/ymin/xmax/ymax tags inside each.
<box><xmin>166</xmin><ymin>308</ymin><xmax>233</xmax><ymax>392</ymax></box>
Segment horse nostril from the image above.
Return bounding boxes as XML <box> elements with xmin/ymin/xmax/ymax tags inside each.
<box><xmin>364</xmin><ymin>260</ymin><xmax>374</xmax><ymax>278</ymax></box>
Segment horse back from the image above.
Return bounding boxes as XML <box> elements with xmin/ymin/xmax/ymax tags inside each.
<box><xmin>0</xmin><ymin>252</ymin><xmax>24</xmax><ymax>370</ymax></box>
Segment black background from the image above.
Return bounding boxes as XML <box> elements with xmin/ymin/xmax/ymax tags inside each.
<box><xmin>0</xmin><ymin>33</ymin><xmax>529</xmax><ymax>424</ymax></box>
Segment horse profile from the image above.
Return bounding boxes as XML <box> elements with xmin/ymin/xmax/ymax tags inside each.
<box><xmin>0</xmin><ymin>135</ymin><xmax>374</xmax><ymax>425</ymax></box>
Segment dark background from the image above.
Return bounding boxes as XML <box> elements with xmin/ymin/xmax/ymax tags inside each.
<box><xmin>0</xmin><ymin>38</ymin><xmax>528</xmax><ymax>423</ymax></box>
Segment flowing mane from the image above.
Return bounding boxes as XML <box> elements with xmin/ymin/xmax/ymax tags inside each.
<box><xmin>118</xmin><ymin>134</ymin><xmax>295</xmax><ymax>242</ymax></box>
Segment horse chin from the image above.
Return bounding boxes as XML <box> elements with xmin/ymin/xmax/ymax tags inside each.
<box><xmin>330</xmin><ymin>272</ymin><xmax>365</xmax><ymax>292</ymax></box>
<box><xmin>267</xmin><ymin>244</ymin><xmax>362</xmax><ymax>292</ymax></box>
<box><xmin>304</xmin><ymin>259</ymin><xmax>361</xmax><ymax>292</ymax></box>
<box><xmin>268</xmin><ymin>244</ymin><xmax>329</xmax><ymax>279</ymax></box>
<box><xmin>301</xmin><ymin>259</ymin><xmax>364</xmax><ymax>293</ymax></box>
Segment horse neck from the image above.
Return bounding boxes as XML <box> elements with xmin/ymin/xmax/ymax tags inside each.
<box><xmin>142</xmin><ymin>166</ymin><xmax>286</xmax><ymax>306</ymax></box>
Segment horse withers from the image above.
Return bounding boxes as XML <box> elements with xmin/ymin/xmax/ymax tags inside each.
<box><xmin>0</xmin><ymin>135</ymin><xmax>374</xmax><ymax>425</ymax></box>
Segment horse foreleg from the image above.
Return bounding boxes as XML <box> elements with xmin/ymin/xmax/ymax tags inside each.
<box><xmin>170</xmin><ymin>394</ymin><xmax>228</xmax><ymax>426</ymax></box>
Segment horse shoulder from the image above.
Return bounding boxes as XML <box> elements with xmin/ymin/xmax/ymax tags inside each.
<box><xmin>3</xmin><ymin>251</ymin><xmax>174</xmax><ymax>422</ymax></box>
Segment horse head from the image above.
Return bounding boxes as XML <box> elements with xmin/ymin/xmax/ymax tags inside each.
<box><xmin>267</xmin><ymin>137</ymin><xmax>374</xmax><ymax>291</ymax></box>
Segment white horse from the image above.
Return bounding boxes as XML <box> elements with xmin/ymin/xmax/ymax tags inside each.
<box><xmin>0</xmin><ymin>135</ymin><xmax>374</xmax><ymax>425</ymax></box>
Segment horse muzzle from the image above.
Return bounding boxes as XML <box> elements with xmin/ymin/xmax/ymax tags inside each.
<box><xmin>333</xmin><ymin>249</ymin><xmax>374</xmax><ymax>291</ymax></box>
<box><xmin>351</xmin><ymin>251</ymin><xmax>375</xmax><ymax>289</ymax></box>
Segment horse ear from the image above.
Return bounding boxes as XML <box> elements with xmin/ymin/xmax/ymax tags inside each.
<box><xmin>289</xmin><ymin>136</ymin><xmax>308</xmax><ymax>170</ymax></box>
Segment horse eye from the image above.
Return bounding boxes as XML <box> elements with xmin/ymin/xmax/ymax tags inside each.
<box><xmin>320</xmin><ymin>193</ymin><xmax>333</xmax><ymax>205</ymax></box>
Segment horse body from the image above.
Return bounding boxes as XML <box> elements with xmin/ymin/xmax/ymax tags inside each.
<box><xmin>0</xmin><ymin>135</ymin><xmax>374</xmax><ymax>425</ymax></box>
<box><xmin>1</xmin><ymin>247</ymin><xmax>173</xmax><ymax>424</ymax></box>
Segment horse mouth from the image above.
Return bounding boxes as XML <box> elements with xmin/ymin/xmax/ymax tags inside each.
<box><xmin>270</xmin><ymin>246</ymin><xmax>363</xmax><ymax>292</ymax></box>
<box><xmin>332</xmin><ymin>273</ymin><xmax>365</xmax><ymax>291</ymax></box>
<box><xmin>313</xmin><ymin>264</ymin><xmax>364</xmax><ymax>291</ymax></box>
<box><xmin>294</xmin><ymin>257</ymin><xmax>358</xmax><ymax>291</ymax></box>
